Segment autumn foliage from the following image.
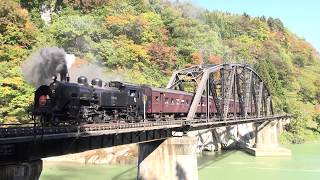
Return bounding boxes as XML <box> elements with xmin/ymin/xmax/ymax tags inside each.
<box><xmin>0</xmin><ymin>0</ymin><xmax>319</xmax><ymax>140</ymax></box>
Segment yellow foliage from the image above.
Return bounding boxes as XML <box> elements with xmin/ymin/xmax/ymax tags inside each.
<box><xmin>2</xmin><ymin>76</ymin><xmax>24</xmax><ymax>87</ymax></box>
<box><xmin>0</xmin><ymin>86</ymin><xmax>12</xmax><ymax>96</ymax></box>
<box><xmin>113</xmin><ymin>35</ymin><xmax>149</xmax><ymax>60</ymax></box>
<box><xmin>105</xmin><ymin>14</ymin><xmax>135</xmax><ymax>26</ymax></box>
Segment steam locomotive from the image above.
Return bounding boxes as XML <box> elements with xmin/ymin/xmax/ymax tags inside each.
<box><xmin>33</xmin><ymin>76</ymin><xmax>241</xmax><ymax>126</ymax></box>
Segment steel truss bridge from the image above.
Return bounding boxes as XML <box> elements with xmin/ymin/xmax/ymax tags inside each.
<box><xmin>0</xmin><ymin>64</ymin><xmax>289</xmax><ymax>165</ymax></box>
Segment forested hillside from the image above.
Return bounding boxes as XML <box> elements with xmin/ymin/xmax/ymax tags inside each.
<box><xmin>1</xmin><ymin>0</ymin><xmax>319</xmax><ymax>143</ymax></box>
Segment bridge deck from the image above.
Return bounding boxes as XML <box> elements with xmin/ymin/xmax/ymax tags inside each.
<box><xmin>0</xmin><ymin>115</ymin><xmax>287</xmax><ymax>140</ymax></box>
<box><xmin>0</xmin><ymin>115</ymin><xmax>289</xmax><ymax>164</ymax></box>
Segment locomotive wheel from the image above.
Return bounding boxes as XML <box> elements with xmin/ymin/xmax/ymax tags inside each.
<box><xmin>127</xmin><ymin>115</ymin><xmax>134</xmax><ymax>123</ymax></box>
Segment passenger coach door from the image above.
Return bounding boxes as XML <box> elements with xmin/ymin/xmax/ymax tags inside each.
<box><xmin>160</xmin><ymin>93</ymin><xmax>164</xmax><ymax>113</ymax></box>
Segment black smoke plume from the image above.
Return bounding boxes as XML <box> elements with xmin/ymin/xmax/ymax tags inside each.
<box><xmin>22</xmin><ymin>47</ymin><xmax>68</xmax><ymax>87</ymax></box>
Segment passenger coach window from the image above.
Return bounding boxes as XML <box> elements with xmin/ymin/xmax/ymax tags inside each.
<box><xmin>171</xmin><ymin>98</ymin><xmax>174</xmax><ymax>104</ymax></box>
<box><xmin>155</xmin><ymin>96</ymin><xmax>160</xmax><ymax>103</ymax></box>
<box><xmin>176</xmin><ymin>99</ymin><xmax>180</xmax><ymax>104</ymax></box>
<box><xmin>165</xmin><ymin>98</ymin><xmax>169</xmax><ymax>104</ymax></box>
<box><xmin>186</xmin><ymin>100</ymin><xmax>189</xmax><ymax>105</ymax></box>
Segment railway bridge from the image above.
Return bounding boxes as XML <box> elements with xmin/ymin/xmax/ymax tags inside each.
<box><xmin>0</xmin><ymin>64</ymin><xmax>292</xmax><ymax>180</ymax></box>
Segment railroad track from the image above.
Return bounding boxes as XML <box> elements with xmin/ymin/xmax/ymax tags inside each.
<box><xmin>0</xmin><ymin>120</ymin><xmax>184</xmax><ymax>138</ymax></box>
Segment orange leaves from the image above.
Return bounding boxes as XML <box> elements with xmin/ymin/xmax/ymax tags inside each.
<box><xmin>24</xmin><ymin>21</ymin><xmax>36</xmax><ymax>35</ymax></box>
<box><xmin>159</xmin><ymin>28</ymin><xmax>169</xmax><ymax>41</ymax></box>
<box><xmin>70</xmin><ymin>57</ymin><xmax>89</xmax><ymax>69</ymax></box>
<box><xmin>315</xmin><ymin>105</ymin><xmax>320</xmax><ymax>113</ymax></box>
<box><xmin>0</xmin><ymin>1</ymin><xmax>37</xmax><ymax>49</ymax></box>
<box><xmin>0</xmin><ymin>0</ymin><xmax>28</xmax><ymax>24</ymax></box>
<box><xmin>191</xmin><ymin>52</ymin><xmax>221</xmax><ymax>65</ymax></box>
<box><xmin>105</xmin><ymin>14</ymin><xmax>135</xmax><ymax>26</ymax></box>
<box><xmin>208</xmin><ymin>55</ymin><xmax>221</xmax><ymax>64</ymax></box>
<box><xmin>191</xmin><ymin>52</ymin><xmax>202</xmax><ymax>65</ymax></box>
<box><xmin>148</xmin><ymin>43</ymin><xmax>177</xmax><ymax>74</ymax></box>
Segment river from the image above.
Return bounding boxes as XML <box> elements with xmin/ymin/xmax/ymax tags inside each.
<box><xmin>40</xmin><ymin>143</ymin><xmax>320</xmax><ymax>180</ymax></box>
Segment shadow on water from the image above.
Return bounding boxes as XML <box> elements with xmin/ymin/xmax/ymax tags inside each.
<box><xmin>111</xmin><ymin>166</ymin><xmax>136</xmax><ymax>180</ymax></box>
<box><xmin>197</xmin><ymin>150</ymin><xmax>236</xmax><ymax>170</ymax></box>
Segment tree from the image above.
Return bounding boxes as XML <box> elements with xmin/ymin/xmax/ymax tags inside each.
<box><xmin>0</xmin><ymin>0</ymin><xmax>37</xmax><ymax>123</ymax></box>
<box><xmin>267</xmin><ymin>17</ymin><xmax>284</xmax><ymax>31</ymax></box>
<box><xmin>148</xmin><ymin>43</ymin><xmax>177</xmax><ymax>74</ymax></box>
<box><xmin>48</xmin><ymin>14</ymin><xmax>106</xmax><ymax>55</ymax></box>
<box><xmin>62</xmin><ymin>0</ymin><xmax>109</xmax><ymax>12</ymax></box>
<box><xmin>298</xmin><ymin>87</ymin><xmax>315</xmax><ymax>104</ymax></box>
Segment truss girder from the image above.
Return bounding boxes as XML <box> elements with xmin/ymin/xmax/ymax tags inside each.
<box><xmin>166</xmin><ymin>64</ymin><xmax>274</xmax><ymax>120</ymax></box>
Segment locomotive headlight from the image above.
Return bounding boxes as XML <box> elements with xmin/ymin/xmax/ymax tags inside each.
<box><xmin>39</xmin><ymin>95</ymin><xmax>47</xmax><ymax>106</ymax></box>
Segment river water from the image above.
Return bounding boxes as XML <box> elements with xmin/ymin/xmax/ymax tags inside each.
<box><xmin>40</xmin><ymin>143</ymin><xmax>320</xmax><ymax>180</ymax></box>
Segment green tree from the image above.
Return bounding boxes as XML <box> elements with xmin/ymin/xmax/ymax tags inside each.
<box><xmin>0</xmin><ymin>0</ymin><xmax>37</xmax><ymax>123</ymax></box>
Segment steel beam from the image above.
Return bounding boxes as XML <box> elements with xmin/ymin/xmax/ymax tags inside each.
<box><xmin>206</xmin><ymin>78</ymin><xmax>210</xmax><ymax>121</ymax></box>
<box><xmin>223</xmin><ymin>68</ymin><xmax>235</xmax><ymax>118</ymax></box>
<box><xmin>244</xmin><ymin>71</ymin><xmax>253</xmax><ymax>118</ymax></box>
<box><xmin>166</xmin><ymin>71</ymin><xmax>177</xmax><ymax>88</ymax></box>
<box><xmin>187</xmin><ymin>69</ymin><xmax>210</xmax><ymax>120</ymax></box>
<box><xmin>266</xmin><ymin>96</ymin><xmax>271</xmax><ymax>116</ymax></box>
<box><xmin>257</xmin><ymin>81</ymin><xmax>264</xmax><ymax>117</ymax></box>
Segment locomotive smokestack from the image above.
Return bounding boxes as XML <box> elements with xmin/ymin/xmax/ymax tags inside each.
<box><xmin>22</xmin><ymin>47</ymin><xmax>68</xmax><ymax>87</ymax></box>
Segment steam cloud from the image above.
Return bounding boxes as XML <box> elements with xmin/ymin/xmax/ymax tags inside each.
<box><xmin>23</xmin><ymin>47</ymin><xmax>123</xmax><ymax>88</ymax></box>
<box><xmin>22</xmin><ymin>47</ymin><xmax>68</xmax><ymax>87</ymax></box>
<box><xmin>68</xmin><ymin>61</ymin><xmax>123</xmax><ymax>84</ymax></box>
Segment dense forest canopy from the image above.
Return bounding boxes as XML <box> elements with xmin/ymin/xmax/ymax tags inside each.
<box><xmin>0</xmin><ymin>0</ymin><xmax>319</xmax><ymax>143</ymax></box>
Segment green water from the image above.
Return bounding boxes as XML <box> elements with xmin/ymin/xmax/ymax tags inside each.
<box><xmin>40</xmin><ymin>144</ymin><xmax>320</xmax><ymax>180</ymax></box>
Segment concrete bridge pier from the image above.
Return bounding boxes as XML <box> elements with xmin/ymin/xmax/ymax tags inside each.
<box><xmin>137</xmin><ymin>136</ymin><xmax>198</xmax><ymax>180</ymax></box>
<box><xmin>246</xmin><ymin>120</ymin><xmax>291</xmax><ymax>156</ymax></box>
<box><xmin>0</xmin><ymin>160</ymin><xmax>42</xmax><ymax>180</ymax></box>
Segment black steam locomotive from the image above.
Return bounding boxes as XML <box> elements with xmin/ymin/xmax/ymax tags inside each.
<box><xmin>33</xmin><ymin>76</ymin><xmax>149</xmax><ymax>125</ymax></box>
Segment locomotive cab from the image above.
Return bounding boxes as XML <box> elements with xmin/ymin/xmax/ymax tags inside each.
<box><xmin>106</xmin><ymin>81</ymin><xmax>146</xmax><ymax>120</ymax></box>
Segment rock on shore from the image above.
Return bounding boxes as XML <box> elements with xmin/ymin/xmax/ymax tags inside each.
<box><xmin>44</xmin><ymin>144</ymin><xmax>138</xmax><ymax>165</ymax></box>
